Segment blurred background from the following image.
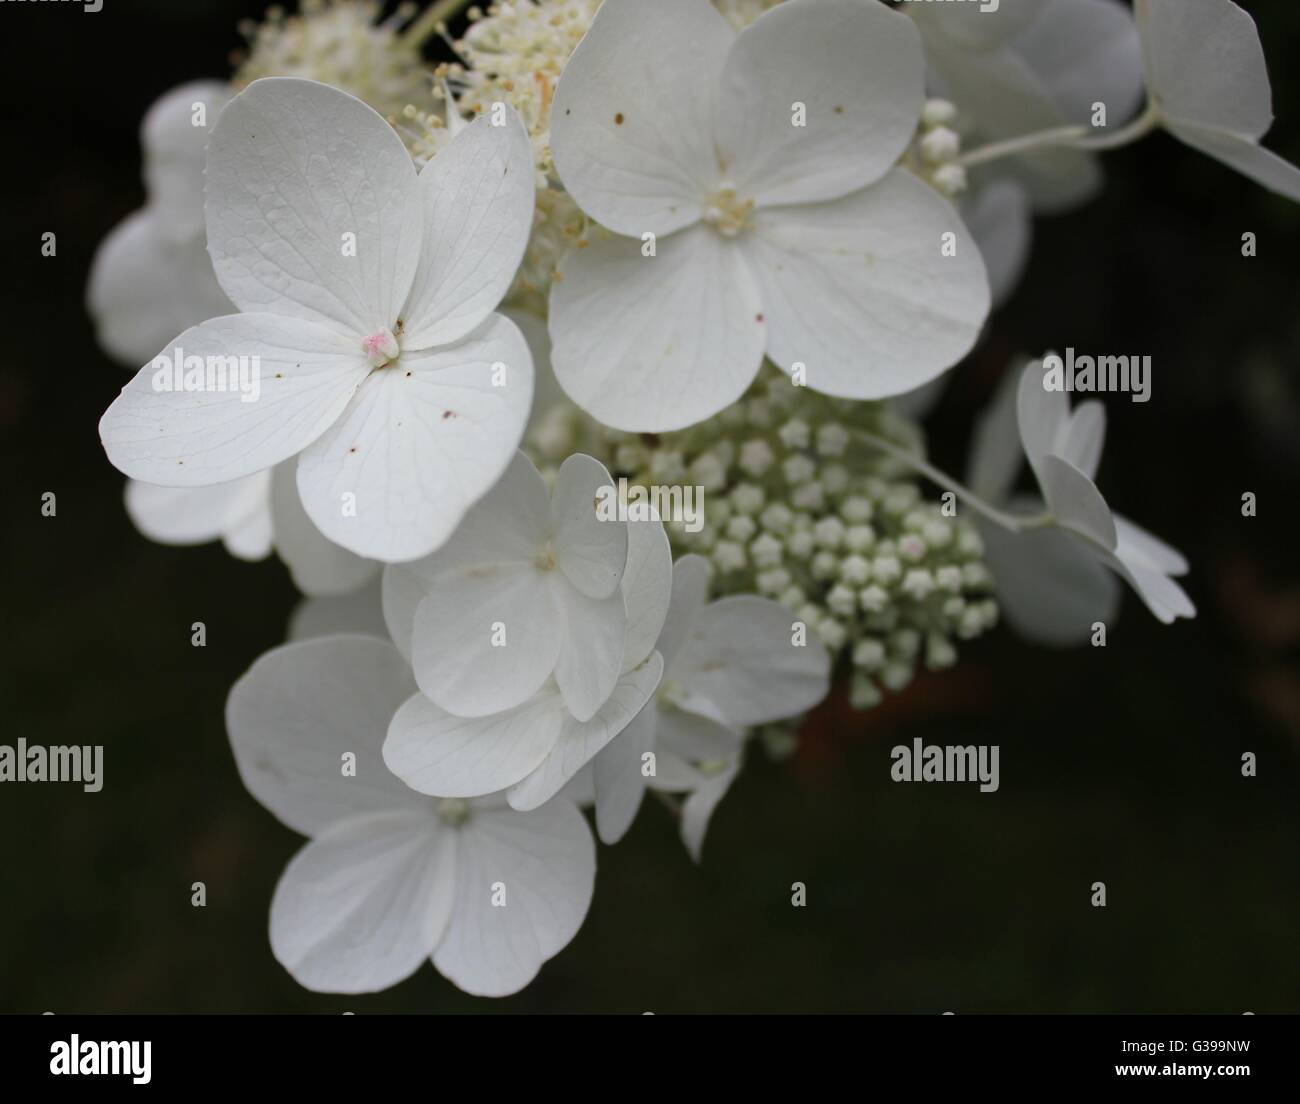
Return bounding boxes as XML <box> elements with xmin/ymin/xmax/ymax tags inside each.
<box><xmin>2</xmin><ymin>0</ymin><xmax>1298</xmax><ymax>1013</ymax></box>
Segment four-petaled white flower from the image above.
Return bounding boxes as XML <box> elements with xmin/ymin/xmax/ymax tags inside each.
<box><xmin>1136</xmin><ymin>0</ymin><xmax>1300</xmax><ymax>202</ymax></box>
<box><xmin>590</xmin><ymin>554</ymin><xmax>832</xmax><ymax>860</ymax></box>
<box><xmin>382</xmin><ymin>450</ymin><xmax>632</xmax><ymax>722</ymax></box>
<box><xmin>383</xmin><ymin>507</ymin><xmax>674</xmax><ymax>812</ymax></box>
<box><xmin>227</xmin><ymin>634</ymin><xmax>595</xmax><ymax>998</ymax></box>
<box><xmin>1007</xmin><ymin>358</ymin><xmax>1194</xmax><ymax>625</ymax></box>
<box><xmin>966</xmin><ymin>364</ymin><xmax>1119</xmax><ymax>645</ymax></box>
<box><xmin>100</xmin><ymin>77</ymin><xmax>538</xmax><ymax>563</ymax></box>
<box><xmin>87</xmin><ymin>82</ymin><xmax>234</xmax><ymax>365</ymax></box>
<box><xmin>546</xmin><ymin>0</ymin><xmax>991</xmax><ymax>432</ymax></box>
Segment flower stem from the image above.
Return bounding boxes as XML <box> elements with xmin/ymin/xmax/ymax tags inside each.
<box><xmin>957</xmin><ymin>101</ymin><xmax>1162</xmax><ymax>168</ymax></box>
<box><xmin>404</xmin><ymin>0</ymin><xmax>474</xmax><ymax>47</ymax></box>
<box><xmin>850</xmin><ymin>428</ymin><xmax>1053</xmax><ymax>534</ymax></box>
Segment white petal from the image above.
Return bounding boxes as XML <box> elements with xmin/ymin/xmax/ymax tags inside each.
<box><xmin>295</xmin><ymin>313</ymin><xmax>533</xmax><ymax>561</ymax></box>
<box><xmin>226</xmin><ymin>636</ymin><xmax>423</xmax><ymax>835</ymax></box>
<box><xmin>1017</xmin><ymin>0</ymin><xmax>1144</xmax><ymax>127</ymax></box>
<box><xmin>549</xmin><ymin>0</ymin><xmax>735</xmax><ymax>237</ymax></box>
<box><xmin>125</xmin><ymin>471</ymin><xmax>271</xmax><ymax>558</ymax></box>
<box><xmin>401</xmin><ymin>109</ymin><xmax>536</xmax><ymax>350</ymax></box>
<box><xmin>553</xmin><ymin>586</ymin><xmax>627</xmax><ymax>723</ymax></box>
<box><xmin>967</xmin><ymin>362</ymin><xmax>1024</xmax><ymax>504</ymax></box>
<box><xmin>911</xmin><ymin>0</ymin><xmax>1051</xmax><ymax>52</ymax></box>
<box><xmin>141</xmin><ymin>81</ymin><xmax>231</xmax><ymax>242</ymax></box>
<box><xmin>592</xmin><ymin>704</ymin><xmax>656</xmax><ymax>845</ymax></box>
<box><xmin>718</xmin><ymin>0</ymin><xmax>923</xmax><ymax>206</ymax></box>
<box><xmin>681</xmin><ymin>759</ymin><xmax>741</xmax><ymax>864</ymax></box>
<box><xmin>1016</xmin><ymin>356</ymin><xmax>1071</xmax><ymax>479</ymax></box>
<box><xmin>1038</xmin><ymin>454</ymin><xmax>1118</xmax><ymax>550</ymax></box>
<box><xmin>411</xmin><ymin>570</ymin><xmax>561</xmax><ymax>719</ymax></box>
<box><xmin>270</xmin><ymin>461</ymin><xmax>379</xmax><ymax>597</ymax></box>
<box><xmin>1106</xmin><ymin>548</ymin><xmax>1196</xmax><ymax>624</ymax></box>
<box><xmin>289</xmin><ymin>578</ymin><xmax>388</xmax><ymax>642</ymax></box>
<box><xmin>434</xmin><ymin>799</ymin><xmax>595</xmax><ymax>998</ymax></box>
<box><xmin>746</xmin><ymin>170</ymin><xmax>990</xmax><ymax>400</ymax></box>
<box><xmin>206</xmin><ymin>78</ymin><xmax>421</xmax><ymax>334</ymax></box>
<box><xmin>381</xmin><ymin>448</ymin><xmax>550</xmax><ymax>664</ymax></box>
<box><xmin>962</xmin><ymin>178</ymin><xmax>1032</xmax><ymax>309</ymax></box>
<box><xmin>100</xmin><ymin>313</ymin><xmax>368</xmax><ymax>486</ymax></box>
<box><xmin>1137</xmin><ymin>0</ymin><xmax>1272</xmax><ymax>141</ymax></box>
<box><xmin>552</xmin><ymin>453</ymin><xmax>627</xmax><ymax>600</ymax></box>
<box><xmin>656</xmin><ymin>705</ymin><xmax>744</xmax><ymax>763</ymax></box>
<box><xmin>224</xmin><ymin>500</ymin><xmax>275</xmax><ymax>560</ymax></box>
<box><xmin>620</xmin><ymin>517</ymin><xmax>673</xmax><ymax>672</ymax></box>
<box><xmin>1113</xmin><ymin>514</ymin><xmax>1189</xmax><ymax>575</ymax></box>
<box><xmin>657</xmin><ymin>554</ymin><xmax>711</xmax><ymax>668</ymax></box>
<box><xmin>270</xmin><ymin>812</ymin><xmax>454</xmax><ymax>994</ymax></box>
<box><xmin>385</xmin><ymin>689</ymin><xmax>565</xmax><ymax>798</ymax></box>
<box><xmin>86</xmin><ymin>209</ymin><xmax>232</xmax><ymax>366</ymax></box>
<box><xmin>508</xmin><ymin>653</ymin><xmax>664</xmax><ymax>812</ymax></box>
<box><xmin>978</xmin><ymin>508</ymin><xmax>1120</xmax><ymax>647</ymax></box>
<box><xmin>1166</xmin><ymin>124</ymin><xmax>1300</xmax><ymax>203</ymax></box>
<box><xmin>672</xmin><ymin>596</ymin><xmax>831</xmax><ymax>727</ymax></box>
<box><xmin>1057</xmin><ymin>400</ymin><xmax>1107</xmax><ymax>482</ymax></box>
<box><xmin>549</xmin><ymin>226</ymin><xmax>765</xmax><ymax>432</ymax></box>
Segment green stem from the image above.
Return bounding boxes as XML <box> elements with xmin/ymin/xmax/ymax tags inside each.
<box><xmin>957</xmin><ymin>101</ymin><xmax>1162</xmax><ymax>168</ymax></box>
<box><xmin>851</xmin><ymin>428</ymin><xmax>1053</xmax><ymax>534</ymax></box>
<box><xmin>403</xmin><ymin>0</ymin><xmax>474</xmax><ymax>47</ymax></box>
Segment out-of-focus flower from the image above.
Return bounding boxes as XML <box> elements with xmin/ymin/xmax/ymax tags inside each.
<box><xmin>87</xmin><ymin>82</ymin><xmax>233</xmax><ymax>365</ymax></box>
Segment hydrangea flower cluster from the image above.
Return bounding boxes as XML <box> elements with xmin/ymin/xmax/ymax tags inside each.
<box><xmin>84</xmin><ymin>0</ymin><xmax>1297</xmax><ymax>998</ymax></box>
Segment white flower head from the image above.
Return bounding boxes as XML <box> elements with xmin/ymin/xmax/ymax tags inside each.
<box><xmin>1135</xmin><ymin>0</ymin><xmax>1300</xmax><ymax>201</ymax></box>
<box><xmin>100</xmin><ymin>77</ymin><xmax>538</xmax><ymax>563</ymax></box>
<box><xmin>226</xmin><ymin>634</ymin><xmax>595</xmax><ymax>998</ymax></box>
<box><xmin>976</xmin><ymin>359</ymin><xmax>1195</xmax><ymax>630</ymax></box>
<box><xmin>87</xmin><ymin>82</ymin><xmax>234</xmax><ymax>365</ymax></box>
<box><xmin>546</xmin><ymin>0</ymin><xmax>991</xmax><ymax>432</ymax></box>
<box><xmin>383</xmin><ymin>508</ymin><xmax>675</xmax><ymax>812</ymax></box>
<box><xmin>383</xmin><ymin>450</ymin><xmax>633</xmax><ymax>722</ymax></box>
<box><xmin>967</xmin><ymin>364</ymin><xmax>1119</xmax><ymax>646</ymax></box>
<box><xmin>591</xmin><ymin>554</ymin><xmax>832</xmax><ymax>858</ymax></box>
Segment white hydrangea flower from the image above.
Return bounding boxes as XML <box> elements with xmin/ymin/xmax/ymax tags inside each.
<box><xmin>589</xmin><ymin>554</ymin><xmax>831</xmax><ymax>858</ymax></box>
<box><xmin>382</xmin><ymin>450</ymin><xmax>630</xmax><ymax>722</ymax></box>
<box><xmin>967</xmin><ymin>364</ymin><xmax>1119</xmax><ymax>645</ymax></box>
<box><xmin>547</xmin><ymin>0</ymin><xmax>990</xmax><ymax>432</ymax></box>
<box><xmin>227</xmin><ymin>634</ymin><xmax>595</xmax><ymax>997</ymax></box>
<box><xmin>382</xmin><ymin>511</ymin><xmax>672</xmax><ymax>811</ymax></box>
<box><xmin>1135</xmin><ymin>0</ymin><xmax>1300</xmax><ymax>201</ymax></box>
<box><xmin>975</xmin><ymin>359</ymin><xmax>1195</xmax><ymax>631</ymax></box>
<box><xmin>100</xmin><ymin>77</ymin><xmax>537</xmax><ymax>563</ymax></box>
<box><xmin>87</xmin><ymin>82</ymin><xmax>234</xmax><ymax>366</ymax></box>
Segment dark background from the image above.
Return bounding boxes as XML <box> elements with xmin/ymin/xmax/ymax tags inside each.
<box><xmin>2</xmin><ymin>0</ymin><xmax>1298</xmax><ymax>1013</ymax></box>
